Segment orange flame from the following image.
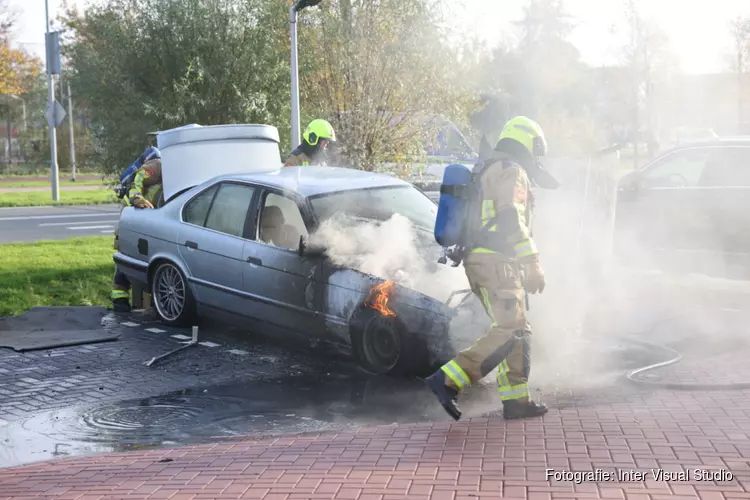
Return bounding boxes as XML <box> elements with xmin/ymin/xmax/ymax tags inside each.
<box><xmin>366</xmin><ymin>280</ymin><xmax>396</xmax><ymax>317</ymax></box>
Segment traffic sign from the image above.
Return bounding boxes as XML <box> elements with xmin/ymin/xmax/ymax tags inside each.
<box><xmin>44</xmin><ymin>100</ymin><xmax>66</xmax><ymax>128</ymax></box>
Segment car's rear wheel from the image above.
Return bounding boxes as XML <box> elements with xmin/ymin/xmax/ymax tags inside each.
<box><xmin>151</xmin><ymin>261</ymin><xmax>196</xmax><ymax>327</ymax></box>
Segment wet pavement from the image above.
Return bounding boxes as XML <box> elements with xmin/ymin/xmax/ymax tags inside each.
<box><xmin>1</xmin><ymin>302</ymin><xmax>750</xmax><ymax>473</ymax></box>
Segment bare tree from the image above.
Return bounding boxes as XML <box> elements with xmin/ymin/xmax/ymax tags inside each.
<box><xmin>731</xmin><ymin>17</ymin><xmax>750</xmax><ymax>133</ymax></box>
<box><xmin>0</xmin><ymin>0</ymin><xmax>16</xmax><ymax>42</ymax></box>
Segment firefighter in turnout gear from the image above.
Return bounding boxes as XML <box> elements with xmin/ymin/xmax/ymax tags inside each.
<box><xmin>284</xmin><ymin>119</ymin><xmax>336</xmax><ymax>167</ymax></box>
<box><xmin>111</xmin><ymin>148</ymin><xmax>164</xmax><ymax>313</ymax></box>
<box><xmin>426</xmin><ymin>116</ymin><xmax>560</xmax><ymax>421</ymax></box>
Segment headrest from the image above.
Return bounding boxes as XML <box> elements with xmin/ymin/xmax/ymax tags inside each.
<box><xmin>261</xmin><ymin>206</ymin><xmax>285</xmax><ymax>227</ymax></box>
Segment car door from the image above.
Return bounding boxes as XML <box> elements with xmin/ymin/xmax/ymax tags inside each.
<box><xmin>613</xmin><ymin>146</ymin><xmax>713</xmax><ymax>274</ymax></box>
<box><xmin>177</xmin><ymin>181</ymin><xmax>258</xmax><ymax>315</ymax></box>
<box><xmin>240</xmin><ymin>189</ymin><xmax>324</xmax><ymax>338</ymax></box>
<box><xmin>692</xmin><ymin>146</ymin><xmax>750</xmax><ymax>278</ymax></box>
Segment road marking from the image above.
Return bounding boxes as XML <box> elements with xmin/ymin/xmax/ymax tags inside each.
<box><xmin>228</xmin><ymin>349</ymin><xmax>249</xmax><ymax>356</ymax></box>
<box><xmin>68</xmin><ymin>225</ymin><xmax>115</xmax><ymax>230</ymax></box>
<box><xmin>100</xmin><ymin>229</ymin><xmax>114</xmax><ymax>234</ymax></box>
<box><xmin>171</xmin><ymin>334</ymin><xmax>191</xmax><ymax>340</ymax></box>
<box><xmin>146</xmin><ymin>328</ymin><xmax>166</xmax><ymax>333</ymax></box>
<box><xmin>120</xmin><ymin>321</ymin><xmax>139</xmax><ymax>327</ymax></box>
<box><xmin>199</xmin><ymin>341</ymin><xmax>220</xmax><ymax>348</ymax></box>
<box><xmin>39</xmin><ymin>220</ymin><xmax>119</xmax><ymax>226</ymax></box>
<box><xmin>0</xmin><ymin>213</ymin><xmax>117</xmax><ymax>221</ymax></box>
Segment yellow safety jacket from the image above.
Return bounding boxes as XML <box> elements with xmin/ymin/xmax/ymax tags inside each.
<box><xmin>469</xmin><ymin>159</ymin><xmax>538</xmax><ymax>260</ymax></box>
<box><xmin>122</xmin><ymin>159</ymin><xmax>163</xmax><ymax>208</ymax></box>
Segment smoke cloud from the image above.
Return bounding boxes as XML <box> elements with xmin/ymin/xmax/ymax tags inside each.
<box><xmin>308</xmin><ymin>212</ymin><xmax>470</xmax><ymax>303</ymax></box>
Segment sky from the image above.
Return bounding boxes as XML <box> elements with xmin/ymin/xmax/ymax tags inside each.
<box><xmin>8</xmin><ymin>0</ymin><xmax>750</xmax><ymax>75</ymax></box>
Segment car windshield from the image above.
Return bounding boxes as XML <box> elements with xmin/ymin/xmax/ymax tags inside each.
<box><xmin>309</xmin><ymin>185</ymin><xmax>437</xmax><ymax>232</ymax></box>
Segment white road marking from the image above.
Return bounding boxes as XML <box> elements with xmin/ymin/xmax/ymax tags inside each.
<box><xmin>228</xmin><ymin>349</ymin><xmax>249</xmax><ymax>356</ymax></box>
<box><xmin>100</xmin><ymin>229</ymin><xmax>114</xmax><ymax>234</ymax></box>
<box><xmin>145</xmin><ymin>328</ymin><xmax>167</xmax><ymax>333</ymax></box>
<box><xmin>120</xmin><ymin>322</ymin><xmax>139</xmax><ymax>327</ymax></box>
<box><xmin>171</xmin><ymin>334</ymin><xmax>191</xmax><ymax>340</ymax></box>
<box><xmin>199</xmin><ymin>341</ymin><xmax>220</xmax><ymax>348</ymax></box>
<box><xmin>38</xmin><ymin>220</ymin><xmax>119</xmax><ymax>226</ymax></box>
<box><xmin>0</xmin><ymin>213</ymin><xmax>117</xmax><ymax>221</ymax></box>
<box><xmin>68</xmin><ymin>225</ymin><xmax>114</xmax><ymax>230</ymax></box>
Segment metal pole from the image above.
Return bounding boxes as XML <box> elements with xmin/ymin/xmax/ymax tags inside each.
<box><xmin>45</xmin><ymin>0</ymin><xmax>60</xmax><ymax>202</ymax></box>
<box><xmin>290</xmin><ymin>6</ymin><xmax>301</xmax><ymax>149</ymax></box>
<box><xmin>67</xmin><ymin>82</ymin><xmax>76</xmax><ymax>181</ymax></box>
<box><xmin>5</xmin><ymin>94</ymin><xmax>11</xmax><ymax>160</ymax></box>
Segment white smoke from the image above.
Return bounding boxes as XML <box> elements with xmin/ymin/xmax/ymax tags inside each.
<box><xmin>308</xmin><ymin>212</ymin><xmax>470</xmax><ymax>302</ymax></box>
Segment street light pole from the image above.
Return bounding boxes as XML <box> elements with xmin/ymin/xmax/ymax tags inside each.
<box><xmin>290</xmin><ymin>5</ymin><xmax>301</xmax><ymax>148</ymax></box>
<box><xmin>289</xmin><ymin>0</ymin><xmax>322</xmax><ymax>150</ymax></box>
<box><xmin>67</xmin><ymin>82</ymin><xmax>76</xmax><ymax>181</ymax></box>
<box><xmin>45</xmin><ymin>0</ymin><xmax>60</xmax><ymax>201</ymax></box>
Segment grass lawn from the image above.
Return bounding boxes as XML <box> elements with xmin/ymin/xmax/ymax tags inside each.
<box><xmin>0</xmin><ymin>179</ymin><xmax>105</xmax><ymax>188</ymax></box>
<box><xmin>0</xmin><ymin>236</ymin><xmax>114</xmax><ymax>317</ymax></box>
<box><xmin>0</xmin><ymin>189</ymin><xmax>118</xmax><ymax>207</ymax></box>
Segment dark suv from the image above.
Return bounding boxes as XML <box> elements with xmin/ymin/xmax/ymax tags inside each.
<box><xmin>612</xmin><ymin>137</ymin><xmax>750</xmax><ymax>280</ymax></box>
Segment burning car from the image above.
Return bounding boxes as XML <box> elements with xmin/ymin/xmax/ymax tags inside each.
<box><xmin>113</xmin><ymin>124</ymin><xmax>476</xmax><ymax>376</ymax></box>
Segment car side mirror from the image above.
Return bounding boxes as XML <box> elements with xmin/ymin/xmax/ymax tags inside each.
<box><xmin>298</xmin><ymin>235</ymin><xmax>327</xmax><ymax>258</ymax></box>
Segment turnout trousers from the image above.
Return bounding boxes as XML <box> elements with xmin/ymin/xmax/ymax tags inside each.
<box><xmin>111</xmin><ymin>223</ymin><xmax>131</xmax><ymax>301</ymax></box>
<box><xmin>440</xmin><ymin>252</ymin><xmax>532</xmax><ymax>402</ymax></box>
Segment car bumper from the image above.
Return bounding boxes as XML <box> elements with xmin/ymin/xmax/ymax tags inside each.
<box><xmin>113</xmin><ymin>252</ymin><xmax>149</xmax><ymax>287</ymax></box>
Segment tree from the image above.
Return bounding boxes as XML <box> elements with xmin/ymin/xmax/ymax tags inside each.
<box><xmin>298</xmin><ymin>0</ymin><xmax>476</xmax><ymax>171</ymax></box>
<box><xmin>0</xmin><ymin>44</ymin><xmax>42</xmax><ymax>95</ymax></box>
<box><xmin>0</xmin><ymin>0</ymin><xmax>16</xmax><ymax>42</ymax></box>
<box><xmin>730</xmin><ymin>17</ymin><xmax>750</xmax><ymax>132</ymax></box>
<box><xmin>619</xmin><ymin>0</ymin><xmax>679</xmax><ymax>163</ymax></box>
<box><xmin>62</xmin><ymin>0</ymin><xmax>292</xmax><ymax>175</ymax></box>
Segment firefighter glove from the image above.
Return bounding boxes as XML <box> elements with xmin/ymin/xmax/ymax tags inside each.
<box><xmin>520</xmin><ymin>255</ymin><xmax>545</xmax><ymax>294</ymax></box>
<box><xmin>132</xmin><ymin>196</ymin><xmax>154</xmax><ymax>209</ymax></box>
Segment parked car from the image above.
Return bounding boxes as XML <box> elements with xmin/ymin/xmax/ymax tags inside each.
<box><xmin>114</xmin><ymin>166</ymin><xmax>473</xmax><ymax>376</ymax></box>
<box><xmin>612</xmin><ymin>137</ymin><xmax>750</xmax><ymax>280</ymax></box>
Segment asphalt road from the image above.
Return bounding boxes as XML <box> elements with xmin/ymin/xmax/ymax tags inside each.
<box><xmin>0</xmin><ymin>204</ymin><xmax>121</xmax><ymax>243</ymax></box>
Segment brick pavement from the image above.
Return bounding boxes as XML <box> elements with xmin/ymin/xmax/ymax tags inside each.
<box><xmin>1</xmin><ymin>387</ymin><xmax>750</xmax><ymax>499</ymax></box>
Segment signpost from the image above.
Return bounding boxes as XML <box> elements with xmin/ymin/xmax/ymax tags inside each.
<box><xmin>44</xmin><ymin>1</ymin><xmax>61</xmax><ymax>202</ymax></box>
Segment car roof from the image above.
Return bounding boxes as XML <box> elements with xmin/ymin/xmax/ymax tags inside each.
<box><xmin>670</xmin><ymin>136</ymin><xmax>750</xmax><ymax>149</ymax></box>
<box><xmin>209</xmin><ymin>166</ymin><xmax>410</xmax><ymax>198</ymax></box>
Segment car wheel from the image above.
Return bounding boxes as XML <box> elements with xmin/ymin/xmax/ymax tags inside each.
<box><xmin>151</xmin><ymin>261</ymin><xmax>196</xmax><ymax>327</ymax></box>
<box><xmin>354</xmin><ymin>313</ymin><xmax>406</xmax><ymax>375</ymax></box>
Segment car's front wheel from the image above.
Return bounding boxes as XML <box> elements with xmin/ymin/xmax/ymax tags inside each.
<box><xmin>151</xmin><ymin>261</ymin><xmax>196</xmax><ymax>327</ymax></box>
<box><xmin>356</xmin><ymin>314</ymin><xmax>403</xmax><ymax>375</ymax></box>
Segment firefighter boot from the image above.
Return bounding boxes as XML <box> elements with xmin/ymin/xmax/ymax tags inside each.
<box><xmin>112</xmin><ymin>298</ymin><xmax>131</xmax><ymax>313</ymax></box>
<box><xmin>502</xmin><ymin>399</ymin><xmax>548</xmax><ymax>420</ymax></box>
<box><xmin>426</xmin><ymin>370</ymin><xmax>462</xmax><ymax>421</ymax></box>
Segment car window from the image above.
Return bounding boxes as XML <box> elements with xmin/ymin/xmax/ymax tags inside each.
<box><xmin>203</xmin><ymin>183</ymin><xmax>256</xmax><ymax>237</ymax></box>
<box><xmin>640</xmin><ymin>148</ymin><xmax>711</xmax><ymax>188</ymax></box>
<box><xmin>183</xmin><ymin>184</ymin><xmax>219</xmax><ymax>226</ymax></box>
<box><xmin>310</xmin><ymin>185</ymin><xmax>437</xmax><ymax>231</ymax></box>
<box><xmin>697</xmin><ymin>147</ymin><xmax>750</xmax><ymax>187</ymax></box>
<box><xmin>258</xmin><ymin>192</ymin><xmax>308</xmax><ymax>250</ymax></box>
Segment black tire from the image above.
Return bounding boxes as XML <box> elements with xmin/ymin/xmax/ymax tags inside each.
<box><xmin>151</xmin><ymin>261</ymin><xmax>197</xmax><ymax>327</ymax></box>
<box><xmin>352</xmin><ymin>311</ymin><xmax>411</xmax><ymax>376</ymax></box>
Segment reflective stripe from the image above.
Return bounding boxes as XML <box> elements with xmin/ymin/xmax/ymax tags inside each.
<box><xmin>111</xmin><ymin>290</ymin><xmax>129</xmax><ymax>300</ymax></box>
<box><xmin>479</xmin><ymin>286</ymin><xmax>497</xmax><ymax>327</ymax></box>
<box><xmin>513</xmin><ymin>238</ymin><xmax>538</xmax><ymax>258</ymax></box>
<box><xmin>481</xmin><ymin>200</ymin><xmax>497</xmax><ymax>231</ymax></box>
<box><xmin>496</xmin><ymin>359</ymin><xmax>511</xmax><ymax>389</ymax></box>
<box><xmin>498</xmin><ymin>383</ymin><xmax>530</xmax><ymax>401</ymax></box>
<box><xmin>441</xmin><ymin>360</ymin><xmax>470</xmax><ymax>390</ymax></box>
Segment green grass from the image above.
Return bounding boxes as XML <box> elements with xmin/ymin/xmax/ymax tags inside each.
<box><xmin>0</xmin><ymin>179</ymin><xmax>105</xmax><ymax>188</ymax></box>
<box><xmin>0</xmin><ymin>188</ymin><xmax>118</xmax><ymax>207</ymax></box>
<box><xmin>0</xmin><ymin>236</ymin><xmax>114</xmax><ymax>316</ymax></box>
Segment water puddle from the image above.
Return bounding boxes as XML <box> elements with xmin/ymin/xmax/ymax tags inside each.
<box><xmin>0</xmin><ymin>373</ymin><xmax>501</xmax><ymax>468</ymax></box>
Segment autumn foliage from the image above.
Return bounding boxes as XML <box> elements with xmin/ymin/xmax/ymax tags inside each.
<box><xmin>0</xmin><ymin>42</ymin><xmax>42</xmax><ymax>95</ymax></box>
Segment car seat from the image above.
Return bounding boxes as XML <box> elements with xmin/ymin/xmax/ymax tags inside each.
<box><xmin>260</xmin><ymin>206</ymin><xmax>301</xmax><ymax>249</ymax></box>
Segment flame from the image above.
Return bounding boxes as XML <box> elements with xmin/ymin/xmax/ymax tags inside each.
<box><xmin>366</xmin><ymin>280</ymin><xmax>396</xmax><ymax>317</ymax></box>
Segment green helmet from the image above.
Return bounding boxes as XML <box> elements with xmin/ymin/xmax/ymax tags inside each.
<box><xmin>496</xmin><ymin>116</ymin><xmax>547</xmax><ymax>158</ymax></box>
<box><xmin>302</xmin><ymin>119</ymin><xmax>336</xmax><ymax>147</ymax></box>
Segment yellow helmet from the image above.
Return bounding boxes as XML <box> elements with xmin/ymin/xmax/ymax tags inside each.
<box><xmin>302</xmin><ymin>119</ymin><xmax>336</xmax><ymax>147</ymax></box>
<box><xmin>496</xmin><ymin>116</ymin><xmax>547</xmax><ymax>158</ymax></box>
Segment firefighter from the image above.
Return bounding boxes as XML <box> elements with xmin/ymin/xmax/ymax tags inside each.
<box><xmin>284</xmin><ymin>119</ymin><xmax>336</xmax><ymax>167</ymax></box>
<box><xmin>426</xmin><ymin>116</ymin><xmax>560</xmax><ymax>421</ymax></box>
<box><xmin>111</xmin><ymin>148</ymin><xmax>164</xmax><ymax>313</ymax></box>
